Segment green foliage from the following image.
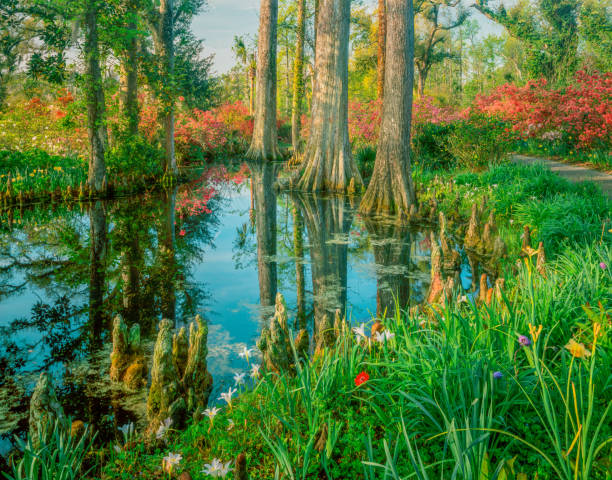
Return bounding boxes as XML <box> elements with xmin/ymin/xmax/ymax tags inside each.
<box><xmin>355</xmin><ymin>146</ymin><xmax>376</xmax><ymax>183</ymax></box>
<box><xmin>455</xmin><ymin>163</ymin><xmax>611</xmax><ymax>256</ymax></box>
<box><xmin>4</xmin><ymin>418</ymin><xmax>95</xmax><ymax>480</ymax></box>
<box><xmin>105</xmin><ymin>135</ymin><xmax>164</xmax><ymax>178</ymax></box>
<box><xmin>446</xmin><ymin>114</ymin><xmax>510</xmax><ymax>169</ymax></box>
<box><xmin>412</xmin><ymin>122</ymin><xmax>455</xmax><ymax>170</ymax></box>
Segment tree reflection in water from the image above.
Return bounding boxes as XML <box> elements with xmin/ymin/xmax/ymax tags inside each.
<box><xmin>0</xmin><ymin>164</ymin><xmax>434</xmax><ymax>458</ymax></box>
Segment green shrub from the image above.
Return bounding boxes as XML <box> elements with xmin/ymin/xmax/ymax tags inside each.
<box><xmin>447</xmin><ymin>114</ymin><xmax>510</xmax><ymax>169</ymax></box>
<box><xmin>355</xmin><ymin>146</ymin><xmax>376</xmax><ymax>184</ymax></box>
<box><xmin>105</xmin><ymin>135</ymin><xmax>164</xmax><ymax>178</ymax></box>
<box><xmin>412</xmin><ymin>122</ymin><xmax>456</xmax><ymax>170</ymax></box>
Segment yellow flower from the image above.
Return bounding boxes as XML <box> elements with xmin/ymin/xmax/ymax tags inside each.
<box><xmin>53</xmin><ymin>166</ymin><xmax>63</xmax><ymax>172</ymax></box>
<box><xmin>529</xmin><ymin>323</ymin><xmax>543</xmax><ymax>343</ymax></box>
<box><xmin>565</xmin><ymin>339</ymin><xmax>591</xmax><ymax>358</ymax></box>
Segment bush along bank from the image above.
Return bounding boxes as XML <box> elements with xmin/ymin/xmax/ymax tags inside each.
<box><xmin>5</xmin><ymin>163</ymin><xmax>611</xmax><ymax>480</ymax></box>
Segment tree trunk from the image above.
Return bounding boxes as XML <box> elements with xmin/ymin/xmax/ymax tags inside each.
<box><xmin>360</xmin><ymin>0</ymin><xmax>416</xmax><ymax>216</ymax></box>
<box><xmin>377</xmin><ymin>0</ymin><xmax>386</xmax><ymax>99</ymax></box>
<box><xmin>297</xmin><ymin>0</ymin><xmax>362</xmax><ymax>194</ymax></box>
<box><xmin>248</xmin><ymin>61</ymin><xmax>256</xmax><ymax>115</ymax></box>
<box><xmin>246</xmin><ymin>0</ymin><xmax>280</xmax><ymax>161</ymax></box>
<box><xmin>417</xmin><ymin>67</ymin><xmax>427</xmax><ymax>98</ymax></box>
<box><xmin>122</xmin><ymin>0</ymin><xmax>139</xmax><ymax>136</ymax></box>
<box><xmin>250</xmin><ymin>162</ymin><xmax>278</xmax><ymax>308</ymax></box>
<box><xmin>85</xmin><ymin>0</ymin><xmax>108</xmax><ymax>194</ymax></box>
<box><xmin>160</xmin><ymin>0</ymin><xmax>177</xmax><ymax>174</ymax></box>
<box><xmin>291</xmin><ymin>0</ymin><xmax>306</xmax><ymax>154</ymax></box>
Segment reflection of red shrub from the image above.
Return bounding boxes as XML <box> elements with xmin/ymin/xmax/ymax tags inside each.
<box><xmin>474</xmin><ymin>71</ymin><xmax>612</xmax><ymax>150</ymax></box>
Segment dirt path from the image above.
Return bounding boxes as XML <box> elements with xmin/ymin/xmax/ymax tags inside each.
<box><xmin>512</xmin><ymin>154</ymin><xmax>612</xmax><ymax>200</ymax></box>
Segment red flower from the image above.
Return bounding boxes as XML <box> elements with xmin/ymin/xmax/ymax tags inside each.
<box><xmin>179</xmin><ymin>229</ymin><xmax>186</xmax><ymax>236</ymax></box>
<box><xmin>354</xmin><ymin>371</ymin><xmax>369</xmax><ymax>387</ymax></box>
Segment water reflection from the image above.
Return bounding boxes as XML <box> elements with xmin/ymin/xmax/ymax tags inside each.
<box><xmin>250</xmin><ymin>162</ymin><xmax>278</xmax><ymax>310</ymax></box>
<box><xmin>0</xmin><ymin>163</ymin><xmax>434</xmax><ymax>456</ymax></box>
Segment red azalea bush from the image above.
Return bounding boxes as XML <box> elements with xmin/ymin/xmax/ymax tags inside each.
<box><xmin>175</xmin><ymin>101</ymin><xmax>254</xmax><ymax>162</ymax></box>
<box><xmin>474</xmin><ymin>71</ymin><xmax>612</xmax><ymax>151</ymax></box>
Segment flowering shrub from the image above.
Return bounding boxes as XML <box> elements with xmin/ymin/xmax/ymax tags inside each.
<box><xmin>0</xmin><ymin>91</ymin><xmax>88</xmax><ymax>157</ymax></box>
<box><xmin>175</xmin><ymin>102</ymin><xmax>254</xmax><ymax>162</ymax></box>
<box><xmin>346</xmin><ymin>97</ymin><xmax>462</xmax><ymax>149</ymax></box>
<box><xmin>475</xmin><ymin>71</ymin><xmax>612</xmax><ymax>151</ymax></box>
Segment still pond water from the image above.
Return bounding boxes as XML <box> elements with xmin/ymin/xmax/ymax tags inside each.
<box><xmin>0</xmin><ymin>162</ymin><xmax>437</xmax><ymax>455</ymax></box>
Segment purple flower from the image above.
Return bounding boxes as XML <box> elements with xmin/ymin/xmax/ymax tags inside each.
<box><xmin>518</xmin><ymin>335</ymin><xmax>531</xmax><ymax>347</ymax></box>
<box><xmin>600</xmin><ymin>262</ymin><xmax>607</xmax><ymax>270</ymax></box>
<box><xmin>493</xmin><ymin>371</ymin><xmax>503</xmax><ymax>379</ymax></box>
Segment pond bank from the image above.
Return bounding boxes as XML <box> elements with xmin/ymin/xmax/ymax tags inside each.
<box><xmin>511</xmin><ymin>154</ymin><xmax>612</xmax><ymax>199</ymax></box>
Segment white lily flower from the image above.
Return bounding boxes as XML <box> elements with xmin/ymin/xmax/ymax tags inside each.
<box><xmin>233</xmin><ymin>372</ymin><xmax>246</xmax><ymax>385</ymax></box>
<box><xmin>250</xmin><ymin>363</ymin><xmax>261</xmax><ymax>379</ymax></box>
<box><xmin>202</xmin><ymin>458</ymin><xmax>223</xmax><ymax>477</ymax></box>
<box><xmin>238</xmin><ymin>346</ymin><xmax>255</xmax><ymax>363</ymax></box>
<box><xmin>203</xmin><ymin>406</ymin><xmax>221</xmax><ymax>421</ymax></box>
<box><xmin>218</xmin><ymin>387</ymin><xmax>237</xmax><ymax>407</ymax></box>
<box><xmin>352</xmin><ymin>323</ymin><xmax>368</xmax><ymax>344</ymax></box>
<box><xmin>162</xmin><ymin>452</ymin><xmax>182</xmax><ymax>474</ymax></box>
<box><xmin>156</xmin><ymin>417</ymin><xmax>173</xmax><ymax>439</ymax></box>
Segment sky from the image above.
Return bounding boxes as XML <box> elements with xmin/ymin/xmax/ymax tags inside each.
<box><xmin>192</xmin><ymin>0</ymin><xmax>505</xmax><ymax>75</ymax></box>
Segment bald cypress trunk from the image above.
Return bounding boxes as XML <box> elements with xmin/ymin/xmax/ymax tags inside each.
<box><xmin>297</xmin><ymin>0</ymin><xmax>362</xmax><ymax>194</ymax></box>
<box><xmin>290</xmin><ymin>0</ymin><xmax>306</xmax><ymax>154</ymax></box>
<box><xmin>247</xmin><ymin>0</ymin><xmax>280</xmax><ymax>161</ymax></box>
<box><xmin>377</xmin><ymin>0</ymin><xmax>386</xmax><ymax>99</ymax></box>
<box><xmin>160</xmin><ymin>0</ymin><xmax>177</xmax><ymax>174</ymax></box>
<box><xmin>360</xmin><ymin>0</ymin><xmax>415</xmax><ymax>215</ymax></box>
<box><xmin>85</xmin><ymin>0</ymin><xmax>107</xmax><ymax>194</ymax></box>
<box><xmin>122</xmin><ymin>0</ymin><xmax>139</xmax><ymax>136</ymax></box>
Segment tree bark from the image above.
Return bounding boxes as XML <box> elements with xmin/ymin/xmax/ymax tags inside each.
<box><xmin>417</xmin><ymin>66</ymin><xmax>428</xmax><ymax>97</ymax></box>
<box><xmin>360</xmin><ymin>0</ymin><xmax>416</xmax><ymax>216</ymax></box>
<box><xmin>122</xmin><ymin>0</ymin><xmax>139</xmax><ymax>136</ymax></box>
<box><xmin>250</xmin><ymin>162</ymin><xmax>278</xmax><ymax>308</ymax></box>
<box><xmin>248</xmin><ymin>56</ymin><xmax>256</xmax><ymax>115</ymax></box>
<box><xmin>377</xmin><ymin>0</ymin><xmax>387</xmax><ymax>99</ymax></box>
<box><xmin>160</xmin><ymin>0</ymin><xmax>177</xmax><ymax>174</ymax></box>
<box><xmin>291</xmin><ymin>0</ymin><xmax>306</xmax><ymax>154</ymax></box>
<box><xmin>246</xmin><ymin>0</ymin><xmax>280</xmax><ymax>161</ymax></box>
<box><xmin>297</xmin><ymin>0</ymin><xmax>362</xmax><ymax>194</ymax></box>
<box><xmin>85</xmin><ymin>0</ymin><xmax>108</xmax><ymax>194</ymax></box>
